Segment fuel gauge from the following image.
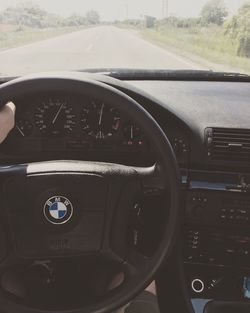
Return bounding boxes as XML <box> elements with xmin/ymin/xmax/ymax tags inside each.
<box><xmin>123</xmin><ymin>123</ymin><xmax>141</xmax><ymax>142</ymax></box>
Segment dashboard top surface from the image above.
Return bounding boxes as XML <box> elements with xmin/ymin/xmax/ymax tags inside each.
<box><xmin>126</xmin><ymin>80</ymin><xmax>250</xmax><ymax>132</ymax></box>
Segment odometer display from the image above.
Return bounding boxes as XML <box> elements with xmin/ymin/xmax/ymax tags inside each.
<box><xmin>80</xmin><ymin>101</ymin><xmax>121</xmax><ymax>139</ymax></box>
<box><xmin>34</xmin><ymin>98</ymin><xmax>76</xmax><ymax>136</ymax></box>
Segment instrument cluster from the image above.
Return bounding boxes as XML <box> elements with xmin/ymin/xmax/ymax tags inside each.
<box><xmin>0</xmin><ymin>94</ymin><xmax>149</xmax><ymax>164</ymax></box>
<box><xmin>14</xmin><ymin>96</ymin><xmax>143</xmax><ymax>141</ymax></box>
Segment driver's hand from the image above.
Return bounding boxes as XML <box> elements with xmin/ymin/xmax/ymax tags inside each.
<box><xmin>0</xmin><ymin>102</ymin><xmax>15</xmax><ymax>143</ymax></box>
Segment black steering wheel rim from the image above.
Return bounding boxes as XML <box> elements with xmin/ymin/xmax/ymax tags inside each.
<box><xmin>0</xmin><ymin>72</ymin><xmax>180</xmax><ymax>313</ymax></box>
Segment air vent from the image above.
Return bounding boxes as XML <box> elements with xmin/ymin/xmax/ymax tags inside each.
<box><xmin>205</xmin><ymin>128</ymin><xmax>250</xmax><ymax>163</ymax></box>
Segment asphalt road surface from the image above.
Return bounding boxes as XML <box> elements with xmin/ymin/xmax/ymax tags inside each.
<box><xmin>0</xmin><ymin>26</ymin><xmax>206</xmax><ymax>76</ymax></box>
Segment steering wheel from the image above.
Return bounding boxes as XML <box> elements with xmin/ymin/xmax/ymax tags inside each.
<box><xmin>0</xmin><ymin>73</ymin><xmax>180</xmax><ymax>313</ymax></box>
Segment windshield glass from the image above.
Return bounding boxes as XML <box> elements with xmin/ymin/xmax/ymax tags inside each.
<box><xmin>0</xmin><ymin>0</ymin><xmax>249</xmax><ymax>76</ymax></box>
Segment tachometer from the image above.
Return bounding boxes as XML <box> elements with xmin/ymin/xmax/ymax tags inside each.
<box><xmin>80</xmin><ymin>101</ymin><xmax>121</xmax><ymax>139</ymax></box>
<box><xmin>34</xmin><ymin>98</ymin><xmax>76</xmax><ymax>136</ymax></box>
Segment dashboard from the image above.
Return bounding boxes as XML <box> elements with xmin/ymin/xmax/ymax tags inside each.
<box><xmin>0</xmin><ymin>73</ymin><xmax>250</xmax><ymax>313</ymax></box>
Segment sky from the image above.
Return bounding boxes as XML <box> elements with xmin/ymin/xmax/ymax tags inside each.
<box><xmin>0</xmin><ymin>0</ymin><xmax>247</xmax><ymax>21</ymax></box>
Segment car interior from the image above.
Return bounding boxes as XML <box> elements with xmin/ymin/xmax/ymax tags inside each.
<box><xmin>0</xmin><ymin>1</ymin><xmax>250</xmax><ymax>313</ymax></box>
<box><xmin>0</xmin><ymin>69</ymin><xmax>249</xmax><ymax>313</ymax></box>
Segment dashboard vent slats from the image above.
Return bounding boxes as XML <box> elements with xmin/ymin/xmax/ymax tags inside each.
<box><xmin>205</xmin><ymin>128</ymin><xmax>250</xmax><ymax>163</ymax></box>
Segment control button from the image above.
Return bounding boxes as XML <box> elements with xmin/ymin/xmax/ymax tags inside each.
<box><xmin>187</xmin><ymin>255</ymin><xmax>194</xmax><ymax>261</ymax></box>
<box><xmin>239</xmin><ymin>249</ymin><xmax>249</xmax><ymax>256</ymax></box>
<box><xmin>226</xmin><ymin>248</ymin><xmax>236</xmax><ymax>254</ymax></box>
<box><xmin>238</xmin><ymin>209</ymin><xmax>247</xmax><ymax>214</ymax></box>
<box><xmin>191</xmin><ymin>279</ymin><xmax>205</xmax><ymax>293</ymax></box>
<box><xmin>190</xmin><ymin>196</ymin><xmax>208</xmax><ymax>203</ymax></box>
<box><xmin>173</xmin><ymin>137</ymin><xmax>189</xmax><ymax>156</ymax></box>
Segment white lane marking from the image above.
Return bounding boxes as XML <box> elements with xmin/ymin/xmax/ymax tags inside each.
<box><xmin>86</xmin><ymin>43</ymin><xmax>93</xmax><ymax>53</ymax></box>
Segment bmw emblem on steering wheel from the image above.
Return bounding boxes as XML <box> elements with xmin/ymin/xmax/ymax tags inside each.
<box><xmin>44</xmin><ymin>196</ymin><xmax>73</xmax><ymax>225</ymax></box>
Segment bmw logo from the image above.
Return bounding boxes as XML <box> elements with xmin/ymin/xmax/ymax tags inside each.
<box><xmin>44</xmin><ymin>196</ymin><xmax>73</xmax><ymax>225</ymax></box>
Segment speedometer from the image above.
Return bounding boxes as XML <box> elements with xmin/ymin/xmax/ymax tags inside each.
<box><xmin>80</xmin><ymin>101</ymin><xmax>121</xmax><ymax>139</ymax></box>
<box><xmin>34</xmin><ymin>98</ymin><xmax>76</xmax><ymax>136</ymax></box>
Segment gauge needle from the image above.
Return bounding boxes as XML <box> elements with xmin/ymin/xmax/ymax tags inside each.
<box><xmin>52</xmin><ymin>104</ymin><xmax>64</xmax><ymax>124</ymax></box>
<box><xmin>16</xmin><ymin>125</ymin><xmax>25</xmax><ymax>137</ymax></box>
<box><xmin>98</xmin><ymin>103</ymin><xmax>105</xmax><ymax>126</ymax></box>
<box><xmin>130</xmin><ymin>125</ymin><xmax>134</xmax><ymax>140</ymax></box>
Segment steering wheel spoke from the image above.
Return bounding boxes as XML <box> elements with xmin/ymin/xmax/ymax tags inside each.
<box><xmin>123</xmin><ymin>250</ymin><xmax>149</xmax><ymax>276</ymax></box>
<box><xmin>136</xmin><ymin>162</ymin><xmax>166</xmax><ymax>190</ymax></box>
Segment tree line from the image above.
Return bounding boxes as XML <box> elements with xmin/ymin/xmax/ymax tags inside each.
<box><xmin>128</xmin><ymin>0</ymin><xmax>250</xmax><ymax>58</ymax></box>
<box><xmin>0</xmin><ymin>2</ymin><xmax>100</xmax><ymax>28</ymax></box>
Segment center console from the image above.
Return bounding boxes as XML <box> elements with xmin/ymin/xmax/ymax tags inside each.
<box><xmin>183</xmin><ymin>171</ymin><xmax>250</xmax><ymax>305</ymax></box>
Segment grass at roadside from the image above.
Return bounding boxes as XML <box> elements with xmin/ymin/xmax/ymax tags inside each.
<box><xmin>141</xmin><ymin>27</ymin><xmax>250</xmax><ymax>74</ymax></box>
<box><xmin>0</xmin><ymin>24</ymin><xmax>85</xmax><ymax>50</ymax></box>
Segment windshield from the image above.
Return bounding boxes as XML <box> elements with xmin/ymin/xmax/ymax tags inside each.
<box><xmin>0</xmin><ymin>0</ymin><xmax>249</xmax><ymax>76</ymax></box>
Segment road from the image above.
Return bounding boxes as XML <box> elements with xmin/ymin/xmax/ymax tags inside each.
<box><xmin>0</xmin><ymin>26</ymin><xmax>206</xmax><ymax>76</ymax></box>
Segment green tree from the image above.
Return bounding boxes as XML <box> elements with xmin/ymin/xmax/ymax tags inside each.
<box><xmin>85</xmin><ymin>10</ymin><xmax>100</xmax><ymax>25</ymax></box>
<box><xmin>225</xmin><ymin>1</ymin><xmax>250</xmax><ymax>57</ymax></box>
<box><xmin>201</xmin><ymin>0</ymin><xmax>228</xmax><ymax>25</ymax></box>
<box><xmin>63</xmin><ymin>14</ymin><xmax>87</xmax><ymax>27</ymax></box>
<box><xmin>0</xmin><ymin>1</ymin><xmax>47</xmax><ymax>28</ymax></box>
